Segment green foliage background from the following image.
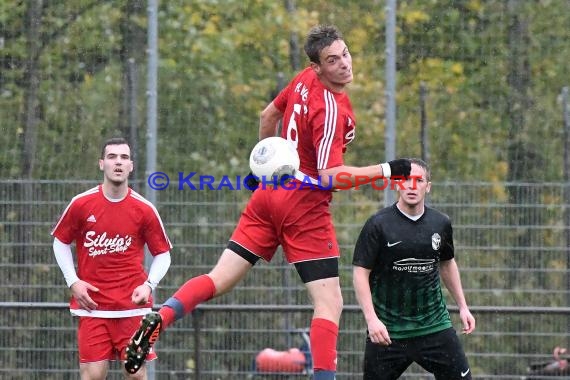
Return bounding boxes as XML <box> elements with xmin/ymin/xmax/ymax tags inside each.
<box><xmin>1</xmin><ymin>0</ymin><xmax>568</xmax><ymax>182</ymax></box>
<box><xmin>1</xmin><ymin>1</ymin><xmax>570</xmax><ymax>377</ymax></box>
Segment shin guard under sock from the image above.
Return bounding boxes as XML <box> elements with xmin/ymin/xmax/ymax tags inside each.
<box><xmin>310</xmin><ymin>317</ymin><xmax>339</xmax><ymax>375</ymax></box>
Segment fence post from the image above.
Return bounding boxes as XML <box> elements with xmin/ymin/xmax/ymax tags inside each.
<box><xmin>562</xmin><ymin>86</ymin><xmax>570</xmax><ymax>350</ymax></box>
<box><xmin>145</xmin><ymin>0</ymin><xmax>159</xmax><ymax>379</ymax></box>
<box><xmin>193</xmin><ymin>309</ymin><xmax>202</xmax><ymax>380</ymax></box>
<box><xmin>419</xmin><ymin>82</ymin><xmax>429</xmax><ymax>164</ymax></box>
<box><xmin>384</xmin><ymin>0</ymin><xmax>397</xmax><ymax>207</ymax></box>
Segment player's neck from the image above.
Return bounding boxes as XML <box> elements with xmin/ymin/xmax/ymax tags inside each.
<box><xmin>318</xmin><ymin>76</ymin><xmax>346</xmax><ymax>93</ymax></box>
<box><xmin>396</xmin><ymin>201</ymin><xmax>425</xmax><ymax>217</ymax></box>
<box><xmin>102</xmin><ymin>181</ymin><xmax>129</xmax><ymax>201</ymax></box>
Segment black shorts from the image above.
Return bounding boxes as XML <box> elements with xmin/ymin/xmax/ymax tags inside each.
<box><xmin>229</xmin><ymin>240</ymin><xmax>339</xmax><ymax>283</ymax></box>
<box><xmin>363</xmin><ymin>327</ymin><xmax>471</xmax><ymax>380</ymax></box>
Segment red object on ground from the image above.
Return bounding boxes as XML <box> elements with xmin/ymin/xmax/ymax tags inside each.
<box><xmin>255</xmin><ymin>348</ymin><xmax>306</xmax><ymax>373</ymax></box>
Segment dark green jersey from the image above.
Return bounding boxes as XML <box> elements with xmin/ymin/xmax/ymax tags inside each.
<box><xmin>352</xmin><ymin>204</ymin><xmax>454</xmax><ymax>339</ymax></box>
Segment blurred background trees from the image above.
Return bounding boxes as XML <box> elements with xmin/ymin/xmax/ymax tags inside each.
<box><xmin>1</xmin><ymin>0</ymin><xmax>568</xmax><ymax>182</ymax></box>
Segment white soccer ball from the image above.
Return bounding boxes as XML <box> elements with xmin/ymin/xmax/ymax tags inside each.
<box><xmin>249</xmin><ymin>137</ymin><xmax>300</xmax><ymax>180</ymax></box>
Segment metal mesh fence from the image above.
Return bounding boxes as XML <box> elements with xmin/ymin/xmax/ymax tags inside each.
<box><xmin>2</xmin><ymin>1</ymin><xmax>570</xmax><ymax>379</ymax></box>
<box><xmin>1</xmin><ymin>180</ymin><xmax>570</xmax><ymax>378</ymax></box>
<box><xmin>5</xmin><ymin>305</ymin><xmax>569</xmax><ymax>380</ymax></box>
<box><xmin>2</xmin><ymin>1</ymin><xmax>569</xmax><ymax>182</ymax></box>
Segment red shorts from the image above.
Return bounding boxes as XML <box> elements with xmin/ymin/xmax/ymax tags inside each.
<box><xmin>77</xmin><ymin>316</ymin><xmax>158</xmax><ymax>363</ymax></box>
<box><xmin>230</xmin><ymin>185</ymin><xmax>339</xmax><ymax>263</ymax></box>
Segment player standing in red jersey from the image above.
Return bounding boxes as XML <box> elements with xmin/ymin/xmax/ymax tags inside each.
<box><xmin>125</xmin><ymin>25</ymin><xmax>411</xmax><ymax>379</ymax></box>
<box><xmin>52</xmin><ymin>137</ymin><xmax>172</xmax><ymax>380</ymax></box>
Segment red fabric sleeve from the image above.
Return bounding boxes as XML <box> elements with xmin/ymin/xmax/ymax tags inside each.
<box><xmin>142</xmin><ymin>205</ymin><xmax>172</xmax><ymax>256</ymax></box>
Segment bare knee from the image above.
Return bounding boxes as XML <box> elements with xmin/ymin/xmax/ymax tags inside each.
<box><xmin>80</xmin><ymin>361</ymin><xmax>109</xmax><ymax>380</ymax></box>
<box><xmin>306</xmin><ymin>277</ymin><xmax>343</xmax><ymax>323</ymax></box>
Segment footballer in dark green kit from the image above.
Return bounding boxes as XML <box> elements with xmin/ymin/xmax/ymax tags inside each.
<box><xmin>353</xmin><ymin>158</ymin><xmax>475</xmax><ymax>380</ymax></box>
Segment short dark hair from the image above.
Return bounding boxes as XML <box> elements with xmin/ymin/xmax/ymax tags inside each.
<box><xmin>101</xmin><ymin>137</ymin><xmax>130</xmax><ymax>159</ymax></box>
<box><xmin>304</xmin><ymin>24</ymin><xmax>344</xmax><ymax>64</ymax></box>
<box><xmin>409</xmin><ymin>158</ymin><xmax>431</xmax><ymax>181</ymax></box>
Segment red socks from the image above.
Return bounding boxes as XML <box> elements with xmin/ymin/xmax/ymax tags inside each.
<box><xmin>310</xmin><ymin>318</ymin><xmax>339</xmax><ymax>372</ymax></box>
<box><xmin>158</xmin><ymin>277</ymin><xmax>338</xmax><ymax>375</ymax></box>
<box><xmin>159</xmin><ymin>274</ymin><xmax>216</xmax><ymax>328</ymax></box>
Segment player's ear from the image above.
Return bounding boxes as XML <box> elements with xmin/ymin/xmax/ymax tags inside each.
<box><xmin>426</xmin><ymin>181</ymin><xmax>432</xmax><ymax>193</ymax></box>
<box><xmin>310</xmin><ymin>61</ymin><xmax>321</xmax><ymax>75</ymax></box>
<box><xmin>98</xmin><ymin>159</ymin><xmax>104</xmax><ymax>171</ymax></box>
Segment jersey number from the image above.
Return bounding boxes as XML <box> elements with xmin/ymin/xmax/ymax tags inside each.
<box><xmin>285</xmin><ymin>104</ymin><xmax>303</xmax><ymax>149</ymax></box>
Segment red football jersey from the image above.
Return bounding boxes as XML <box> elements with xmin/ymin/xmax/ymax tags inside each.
<box><xmin>274</xmin><ymin>67</ymin><xmax>356</xmax><ymax>180</ymax></box>
<box><xmin>52</xmin><ymin>185</ymin><xmax>172</xmax><ymax>317</ymax></box>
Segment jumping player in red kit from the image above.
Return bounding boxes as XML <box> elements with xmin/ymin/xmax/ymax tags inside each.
<box><xmin>124</xmin><ymin>25</ymin><xmax>411</xmax><ymax>379</ymax></box>
<box><xmin>52</xmin><ymin>137</ymin><xmax>172</xmax><ymax>380</ymax></box>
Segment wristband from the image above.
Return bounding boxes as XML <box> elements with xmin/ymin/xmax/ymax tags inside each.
<box><xmin>380</xmin><ymin>162</ymin><xmax>391</xmax><ymax>178</ymax></box>
<box><xmin>144</xmin><ymin>280</ymin><xmax>157</xmax><ymax>291</ymax></box>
